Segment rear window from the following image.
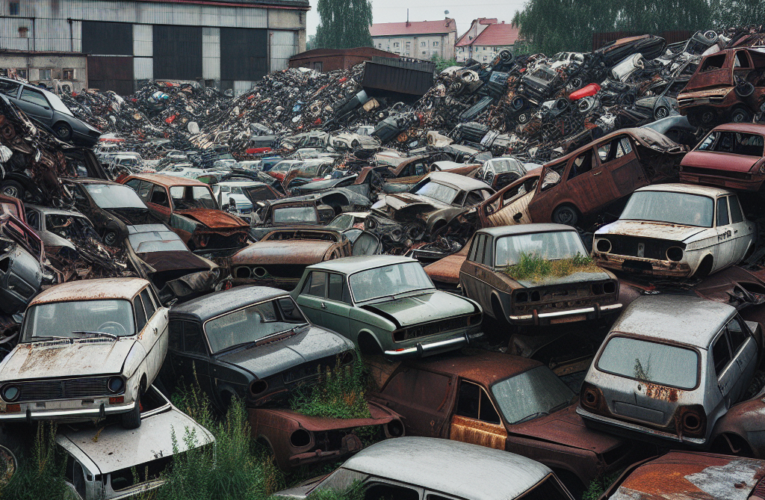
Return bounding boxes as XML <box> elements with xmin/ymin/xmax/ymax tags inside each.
<box><xmin>597</xmin><ymin>336</ymin><xmax>698</xmax><ymax>389</ymax></box>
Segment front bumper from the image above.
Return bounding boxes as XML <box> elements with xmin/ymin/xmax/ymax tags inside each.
<box><xmin>509</xmin><ymin>303</ymin><xmax>622</xmax><ymax>325</ymax></box>
<box><xmin>577</xmin><ymin>406</ymin><xmax>706</xmax><ymax>446</ymax></box>
<box><xmin>0</xmin><ymin>398</ymin><xmax>135</xmax><ymax>422</ymax></box>
<box><xmin>384</xmin><ymin>331</ymin><xmax>484</xmax><ymax>358</ymax></box>
<box><xmin>594</xmin><ymin>253</ymin><xmax>693</xmax><ymax>278</ymax></box>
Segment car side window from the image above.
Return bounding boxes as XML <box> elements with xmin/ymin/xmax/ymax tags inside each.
<box><xmin>468</xmin><ymin>236</ymin><xmax>479</xmax><ymax>262</ymax></box>
<box><xmin>137</xmin><ymin>181</ymin><xmax>152</xmax><ymax>201</ymax></box>
<box><xmin>456</xmin><ymin>381</ymin><xmax>500</xmax><ymax>424</ymax></box>
<box><xmin>308</xmin><ymin>271</ymin><xmax>327</xmax><ymax>297</ymax></box>
<box><xmin>716</xmin><ymin>197</ymin><xmax>729</xmax><ymax>226</ymax></box>
<box><xmin>20</xmin><ymin>87</ymin><xmax>49</xmax><ymax>108</ymax></box>
<box><xmin>727</xmin><ymin>317</ymin><xmax>749</xmax><ymax>355</ymax></box>
<box><xmin>125</xmin><ymin>179</ymin><xmax>142</xmax><ymax>192</ymax></box>
<box><xmin>712</xmin><ymin>332</ymin><xmax>732</xmax><ymax>377</ymax></box>
<box><xmin>328</xmin><ymin>274</ymin><xmax>344</xmax><ymax>302</ymax></box>
<box><xmin>26</xmin><ymin>209</ymin><xmax>40</xmax><ymax>230</ymax></box>
<box><xmin>140</xmin><ymin>289</ymin><xmax>156</xmax><ymax>319</ymax></box>
<box><xmin>474</xmin><ymin>235</ymin><xmax>486</xmax><ymax>265</ymax></box>
<box><xmin>729</xmin><ymin>196</ymin><xmax>744</xmax><ymax>224</ymax></box>
<box><xmin>184</xmin><ymin>323</ymin><xmax>207</xmax><ymax>355</ymax></box>
<box><xmin>364</xmin><ymin>483</ymin><xmax>419</xmax><ymax>500</ymax></box>
<box><xmin>133</xmin><ymin>296</ymin><xmax>147</xmax><ymax>332</ymax></box>
<box><xmin>0</xmin><ymin>81</ymin><xmax>20</xmax><ymax>97</ymax></box>
<box><xmin>568</xmin><ymin>150</ymin><xmax>593</xmax><ymax>179</ymax></box>
<box><xmin>481</xmin><ymin>236</ymin><xmax>493</xmax><ymax>267</ymax></box>
<box><xmin>465</xmin><ymin>191</ymin><xmax>484</xmax><ymax>206</ymax></box>
<box><xmin>149</xmin><ymin>185</ymin><xmax>170</xmax><ymax>207</ymax></box>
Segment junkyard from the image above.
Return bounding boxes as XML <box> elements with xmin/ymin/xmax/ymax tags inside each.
<box><xmin>3</xmin><ymin>1</ymin><xmax>765</xmax><ymax>498</ymax></box>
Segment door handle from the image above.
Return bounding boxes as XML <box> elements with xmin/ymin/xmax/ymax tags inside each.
<box><xmin>321</xmin><ymin>302</ymin><xmax>327</xmax><ymax>309</ymax></box>
<box><xmin>153</xmin><ymin>327</ymin><xmax>158</xmax><ymax>335</ymax></box>
<box><xmin>593</xmin><ymin>171</ymin><xmax>602</xmax><ymax>176</ymax></box>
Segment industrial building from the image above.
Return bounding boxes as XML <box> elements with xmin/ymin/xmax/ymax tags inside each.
<box><xmin>0</xmin><ymin>0</ymin><xmax>308</xmax><ymax>95</ymax></box>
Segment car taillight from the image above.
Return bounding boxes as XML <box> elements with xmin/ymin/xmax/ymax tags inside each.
<box><xmin>580</xmin><ymin>382</ymin><xmax>606</xmax><ymax>413</ymax></box>
<box><xmin>677</xmin><ymin>405</ymin><xmax>706</xmax><ymax>438</ymax></box>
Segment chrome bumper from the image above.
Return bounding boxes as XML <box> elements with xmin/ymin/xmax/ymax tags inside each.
<box><xmin>509</xmin><ymin>303</ymin><xmax>623</xmax><ymax>322</ymax></box>
<box><xmin>384</xmin><ymin>332</ymin><xmax>483</xmax><ymax>358</ymax></box>
<box><xmin>0</xmin><ymin>400</ymin><xmax>135</xmax><ymax>421</ymax></box>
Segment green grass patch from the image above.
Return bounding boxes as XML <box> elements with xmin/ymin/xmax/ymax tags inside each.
<box><xmin>583</xmin><ymin>470</ymin><xmax>623</xmax><ymax>500</ymax></box>
<box><xmin>504</xmin><ymin>252</ymin><xmax>601</xmax><ymax>282</ymax></box>
<box><xmin>0</xmin><ymin>423</ymin><xmax>69</xmax><ymax>500</ymax></box>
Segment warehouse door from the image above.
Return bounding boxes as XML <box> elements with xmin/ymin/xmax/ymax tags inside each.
<box><xmin>82</xmin><ymin>21</ymin><xmax>134</xmax><ymax>94</ymax></box>
<box><xmin>153</xmin><ymin>26</ymin><xmax>203</xmax><ymax>80</ymax></box>
<box><xmin>87</xmin><ymin>56</ymin><xmax>134</xmax><ymax>95</ymax></box>
<box><xmin>219</xmin><ymin>28</ymin><xmax>268</xmax><ymax>91</ymax></box>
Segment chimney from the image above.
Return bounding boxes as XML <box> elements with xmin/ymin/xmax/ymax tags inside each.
<box><xmin>406</xmin><ymin>9</ymin><xmax>410</xmax><ymax>27</ymax></box>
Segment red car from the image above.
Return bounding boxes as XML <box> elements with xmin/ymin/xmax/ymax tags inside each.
<box><xmin>680</xmin><ymin>123</ymin><xmax>765</xmax><ymax>192</ymax></box>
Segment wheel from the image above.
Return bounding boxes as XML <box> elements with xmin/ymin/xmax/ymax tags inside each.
<box><xmin>53</xmin><ymin>122</ymin><xmax>73</xmax><ymax>142</ymax></box>
<box><xmin>654</xmin><ymin>106</ymin><xmax>669</xmax><ymax>120</ymax></box>
<box><xmin>730</xmin><ymin>107</ymin><xmax>753</xmax><ymax>123</ymax></box>
<box><xmin>0</xmin><ymin>181</ymin><xmax>24</xmax><ymax>200</ymax></box>
<box><xmin>103</xmin><ymin>230</ymin><xmax>118</xmax><ymax>246</ymax></box>
<box><xmin>700</xmin><ymin>109</ymin><xmax>717</xmax><ymax>126</ymax></box>
<box><xmin>552</xmin><ymin>205</ymin><xmax>580</xmax><ymax>226</ymax></box>
<box><xmin>121</xmin><ymin>391</ymin><xmax>142</xmax><ymax>429</ymax></box>
<box><xmin>517</xmin><ymin>112</ymin><xmax>530</xmax><ymax>124</ymax></box>
<box><xmin>735</xmin><ymin>81</ymin><xmax>755</xmax><ymax>99</ymax></box>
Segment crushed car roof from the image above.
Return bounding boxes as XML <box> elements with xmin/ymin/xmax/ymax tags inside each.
<box><xmin>170</xmin><ymin>286</ymin><xmax>289</xmax><ymax>322</ymax></box>
<box><xmin>710</xmin><ymin>122</ymin><xmax>765</xmax><ymax>135</ymax></box>
<box><xmin>406</xmin><ymin>351</ymin><xmax>541</xmax><ymax>387</ymax></box>
<box><xmin>30</xmin><ymin>278</ymin><xmax>149</xmax><ymax>305</ymax></box>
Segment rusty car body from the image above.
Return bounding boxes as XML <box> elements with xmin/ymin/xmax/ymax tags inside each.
<box><xmin>292</xmin><ymin>255</ymin><xmax>483</xmax><ymax>358</ymax></box>
<box><xmin>273</xmin><ymin>437</ymin><xmax>575</xmax><ymax>500</ymax></box>
<box><xmin>526</xmin><ymin>128</ymin><xmax>685</xmax><ymax>227</ymax></box>
<box><xmin>24</xmin><ymin>204</ymin><xmax>98</xmax><ymax>258</ymax></box>
<box><xmin>58</xmin><ymin>385</ymin><xmax>214</xmax><ymax>500</ymax></box>
<box><xmin>600</xmin><ymin>451</ymin><xmax>765</xmax><ymax>500</ymax></box>
<box><xmin>121</xmin><ymin>174</ymin><xmax>250</xmax><ymax>255</ymax></box>
<box><xmin>678</xmin><ymin>48</ymin><xmax>765</xmax><ymax>126</ymax></box>
<box><xmin>0</xmin><ymin>278</ymin><xmax>168</xmax><ymax>428</ymax></box>
<box><xmin>424</xmin><ymin>236</ymin><xmax>471</xmax><ymax>293</ymax></box>
<box><xmin>230</xmin><ymin>228</ymin><xmax>353</xmax><ymax>290</ymax></box>
<box><xmin>249</xmin><ymin>400</ymin><xmax>404</xmax><ymax>471</ymax></box>
<box><xmin>578</xmin><ymin>295</ymin><xmax>765</xmax><ymax>455</ymax></box>
<box><xmin>479</xmin><ymin>171</ymin><xmax>542</xmax><ymax>228</ymax></box>
<box><xmin>162</xmin><ymin>286</ymin><xmax>356</xmax><ymax>413</ymax></box>
<box><xmin>0</xmin><ymin>202</ymin><xmax>45</xmax><ymax>315</ymax></box>
<box><xmin>370</xmin><ymin>351</ymin><xmax>634</xmax><ymax>491</ymax></box>
<box><xmin>679</xmin><ymin>123</ymin><xmax>765</xmax><ymax>192</ymax></box>
<box><xmin>593</xmin><ymin>184</ymin><xmax>756</xmax><ymax>278</ymax></box>
<box><xmin>460</xmin><ymin>225</ymin><xmax>622</xmax><ymax>327</ymax></box>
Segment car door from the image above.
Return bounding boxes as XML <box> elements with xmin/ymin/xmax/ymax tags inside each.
<box><xmin>147</xmin><ymin>183</ymin><xmax>172</xmax><ymax>223</ymax></box>
<box><xmin>460</xmin><ymin>234</ymin><xmax>493</xmax><ymax>313</ymax></box>
<box><xmin>727</xmin><ymin>195</ymin><xmax>754</xmax><ymax>262</ymax></box>
<box><xmin>597</xmin><ymin>135</ymin><xmax>648</xmax><ymax>197</ymax></box>
<box><xmin>449</xmin><ymin>379</ymin><xmax>507</xmax><ymax>450</ymax></box>
<box><xmin>137</xmin><ymin>287</ymin><xmax>168</xmax><ymax>383</ymax></box>
<box><xmin>727</xmin><ymin>316</ymin><xmax>758</xmax><ymax>402</ymax></box>
<box><xmin>713</xmin><ymin>196</ymin><xmax>737</xmax><ymax>272</ymax></box>
<box><xmin>295</xmin><ymin>271</ymin><xmax>328</xmax><ymax>326</ymax></box>
<box><xmin>711</xmin><ymin>328</ymin><xmax>742</xmax><ymax>409</ymax></box>
<box><xmin>321</xmin><ymin>273</ymin><xmax>352</xmax><ymax>335</ymax></box>
<box><xmin>378</xmin><ymin>367</ymin><xmax>454</xmax><ymax>437</ymax></box>
<box><xmin>16</xmin><ymin>86</ymin><xmax>53</xmax><ymax>123</ymax></box>
<box><xmin>566</xmin><ymin>147</ymin><xmax>616</xmax><ymax>215</ymax></box>
<box><xmin>166</xmin><ymin>319</ymin><xmax>213</xmax><ymax>397</ymax></box>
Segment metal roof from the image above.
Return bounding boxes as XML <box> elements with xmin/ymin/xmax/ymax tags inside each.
<box><xmin>477</xmin><ymin>223</ymin><xmax>576</xmax><ymax>238</ymax></box>
<box><xmin>341</xmin><ymin>437</ymin><xmax>550</xmax><ymax>500</ymax></box>
<box><xmin>610</xmin><ymin>295</ymin><xmax>735</xmax><ymax>347</ymax></box>
<box><xmin>170</xmin><ymin>286</ymin><xmax>288</xmax><ymax>322</ymax></box>
<box><xmin>408</xmin><ymin>350</ymin><xmax>541</xmax><ymax>387</ymax></box>
<box><xmin>471</xmin><ymin>23</ymin><xmax>520</xmax><ymax>47</ymax></box>
<box><xmin>710</xmin><ymin>123</ymin><xmax>765</xmax><ymax>135</ymax></box>
<box><xmin>635</xmin><ymin>182</ymin><xmax>733</xmax><ymax>198</ymax></box>
<box><xmin>31</xmin><ymin>278</ymin><xmax>149</xmax><ymax>305</ymax></box>
<box><xmin>370</xmin><ymin>19</ymin><xmax>458</xmax><ymax>37</ymax></box>
<box><xmin>306</xmin><ymin>255</ymin><xmax>414</xmax><ymax>275</ymax></box>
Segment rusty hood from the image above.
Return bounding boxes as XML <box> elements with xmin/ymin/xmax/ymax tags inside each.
<box><xmin>232</xmin><ymin>240</ymin><xmax>333</xmax><ymax>266</ymax></box>
<box><xmin>373</xmin><ymin>193</ymin><xmax>449</xmax><ymax>219</ymax></box>
<box><xmin>511</xmin><ymin>405</ymin><xmax>624</xmax><ymax>454</ymax></box>
<box><xmin>425</xmin><ymin>253</ymin><xmax>468</xmax><ymax>284</ymax></box>
<box><xmin>0</xmin><ymin>338</ymin><xmax>138</xmax><ymax>380</ymax></box>
<box><xmin>682</xmin><ymin>151</ymin><xmax>760</xmax><ymax>173</ymax></box>
<box><xmin>598</xmin><ymin>220</ymin><xmax>707</xmax><ymax>242</ymax></box>
<box><xmin>361</xmin><ymin>291</ymin><xmax>476</xmax><ymax>328</ymax></box>
<box><xmin>176</xmin><ymin>209</ymin><xmax>248</xmax><ymax>230</ymax></box>
<box><xmin>139</xmin><ymin>251</ymin><xmax>211</xmax><ymax>273</ymax></box>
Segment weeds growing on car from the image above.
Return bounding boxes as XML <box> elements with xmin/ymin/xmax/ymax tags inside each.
<box><xmin>504</xmin><ymin>252</ymin><xmax>601</xmax><ymax>281</ymax></box>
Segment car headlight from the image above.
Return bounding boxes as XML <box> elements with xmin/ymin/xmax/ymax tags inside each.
<box><xmin>759</xmin><ymin>162</ymin><xmax>765</xmax><ymax>174</ymax></box>
<box><xmin>596</xmin><ymin>238</ymin><xmax>611</xmax><ymax>253</ymax></box>
<box><xmin>2</xmin><ymin>385</ymin><xmax>19</xmax><ymax>402</ymax></box>
<box><xmin>108</xmin><ymin>377</ymin><xmax>125</xmax><ymax>393</ymax></box>
<box><xmin>667</xmin><ymin>247</ymin><xmax>684</xmax><ymax>262</ymax></box>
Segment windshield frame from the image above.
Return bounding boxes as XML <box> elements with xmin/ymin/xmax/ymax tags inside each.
<box><xmin>618</xmin><ymin>190</ymin><xmax>715</xmax><ymax>228</ymax></box>
<box><xmin>348</xmin><ymin>262</ymin><xmax>435</xmax><ymax>304</ymax></box>
<box><xmin>21</xmin><ymin>299</ymin><xmax>137</xmax><ymax>342</ymax></box>
<box><xmin>84</xmin><ymin>183</ymin><xmax>148</xmax><ymax>209</ymax></box>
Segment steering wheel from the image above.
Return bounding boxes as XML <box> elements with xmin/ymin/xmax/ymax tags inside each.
<box><xmin>97</xmin><ymin>321</ymin><xmax>127</xmax><ymax>336</ymax></box>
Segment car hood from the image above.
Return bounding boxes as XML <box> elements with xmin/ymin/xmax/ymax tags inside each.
<box><xmin>232</xmin><ymin>240</ymin><xmax>333</xmax><ymax>266</ymax></box>
<box><xmin>361</xmin><ymin>291</ymin><xmax>476</xmax><ymax>328</ymax></box>
<box><xmin>681</xmin><ymin>151</ymin><xmax>760</xmax><ymax>173</ymax></box>
<box><xmin>0</xmin><ymin>338</ymin><xmax>137</xmax><ymax>380</ymax></box>
<box><xmin>515</xmin><ymin>270</ymin><xmax>613</xmax><ymax>288</ymax></box>
<box><xmin>138</xmin><ymin>250</ymin><xmax>211</xmax><ymax>273</ymax></box>
<box><xmin>425</xmin><ymin>253</ymin><xmax>468</xmax><ymax>284</ymax></box>
<box><xmin>216</xmin><ymin>326</ymin><xmax>352</xmax><ymax>379</ymax></box>
<box><xmin>176</xmin><ymin>209</ymin><xmax>248</xmax><ymax>229</ymax></box>
<box><xmin>372</xmin><ymin>193</ymin><xmax>450</xmax><ymax>218</ymax></box>
<box><xmin>511</xmin><ymin>405</ymin><xmax>623</xmax><ymax>453</ymax></box>
<box><xmin>597</xmin><ymin>220</ymin><xmax>707</xmax><ymax>242</ymax></box>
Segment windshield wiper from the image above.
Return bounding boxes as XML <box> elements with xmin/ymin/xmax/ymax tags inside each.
<box><xmin>515</xmin><ymin>411</ymin><xmax>548</xmax><ymax>424</ymax></box>
<box><xmin>71</xmin><ymin>331</ymin><xmax>118</xmax><ymax>340</ymax></box>
<box><xmin>29</xmin><ymin>336</ymin><xmax>73</xmax><ymax>343</ymax></box>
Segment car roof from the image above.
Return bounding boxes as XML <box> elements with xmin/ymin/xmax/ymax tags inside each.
<box><xmin>635</xmin><ymin>182</ymin><xmax>733</xmax><ymax>198</ymax></box>
<box><xmin>340</xmin><ymin>437</ymin><xmax>550</xmax><ymax>500</ymax></box>
<box><xmin>307</xmin><ymin>255</ymin><xmax>414</xmax><ymax>275</ymax></box>
<box><xmin>215</xmin><ymin>181</ymin><xmax>267</xmax><ymax>187</ymax></box>
<box><xmin>31</xmin><ymin>278</ymin><xmax>149</xmax><ymax>305</ymax></box>
<box><xmin>126</xmin><ymin>173</ymin><xmax>208</xmax><ymax>188</ymax></box>
<box><xmin>428</xmin><ymin>171</ymin><xmax>491</xmax><ymax>192</ymax></box>
<box><xmin>127</xmin><ymin>224</ymin><xmax>176</xmax><ymax>235</ymax></box>
<box><xmin>170</xmin><ymin>286</ymin><xmax>289</xmax><ymax>322</ymax></box>
<box><xmin>710</xmin><ymin>122</ymin><xmax>765</xmax><ymax>135</ymax></box>
<box><xmin>65</xmin><ymin>177</ymin><xmax>121</xmax><ymax>186</ymax></box>
<box><xmin>25</xmin><ymin>204</ymin><xmax>88</xmax><ymax>217</ymax></box>
<box><xmin>477</xmin><ymin>223</ymin><xmax>576</xmax><ymax>238</ymax></box>
<box><xmin>406</xmin><ymin>351</ymin><xmax>542</xmax><ymax>387</ymax></box>
<box><xmin>610</xmin><ymin>295</ymin><xmax>735</xmax><ymax>347</ymax></box>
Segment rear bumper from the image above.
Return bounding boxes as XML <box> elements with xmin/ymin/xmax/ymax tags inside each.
<box><xmin>384</xmin><ymin>331</ymin><xmax>483</xmax><ymax>358</ymax></box>
<box><xmin>679</xmin><ymin>171</ymin><xmax>764</xmax><ymax>192</ymax></box>
<box><xmin>577</xmin><ymin>406</ymin><xmax>706</xmax><ymax>446</ymax></box>
<box><xmin>509</xmin><ymin>303</ymin><xmax>622</xmax><ymax>325</ymax></box>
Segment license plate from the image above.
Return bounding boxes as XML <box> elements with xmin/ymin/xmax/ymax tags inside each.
<box><xmin>551</xmin><ymin>314</ymin><xmax>587</xmax><ymax>324</ymax></box>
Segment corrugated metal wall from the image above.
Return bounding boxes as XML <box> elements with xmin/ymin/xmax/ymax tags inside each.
<box><xmin>82</xmin><ymin>21</ymin><xmax>133</xmax><ymax>55</ymax></box>
<box><xmin>153</xmin><ymin>25</ymin><xmax>203</xmax><ymax>80</ymax></box>
<box><xmin>202</xmin><ymin>27</ymin><xmax>221</xmax><ymax>81</ymax></box>
<box><xmin>220</xmin><ymin>27</ymin><xmax>267</xmax><ymax>81</ymax></box>
<box><xmin>270</xmin><ymin>30</ymin><xmax>297</xmax><ymax>71</ymax></box>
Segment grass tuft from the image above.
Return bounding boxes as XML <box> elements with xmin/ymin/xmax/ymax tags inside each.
<box><xmin>0</xmin><ymin>423</ymin><xmax>69</xmax><ymax>500</ymax></box>
<box><xmin>504</xmin><ymin>252</ymin><xmax>601</xmax><ymax>282</ymax></box>
<box><xmin>583</xmin><ymin>470</ymin><xmax>623</xmax><ymax>500</ymax></box>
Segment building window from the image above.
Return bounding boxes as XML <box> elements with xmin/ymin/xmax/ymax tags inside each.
<box><xmin>433</xmin><ymin>41</ymin><xmax>439</xmax><ymax>47</ymax></box>
<box><xmin>421</xmin><ymin>42</ymin><xmax>426</xmax><ymax>47</ymax></box>
<box><xmin>422</xmin><ymin>51</ymin><xmax>426</xmax><ymax>55</ymax></box>
<box><xmin>378</xmin><ymin>43</ymin><xmax>382</xmax><ymax>48</ymax></box>
<box><xmin>9</xmin><ymin>2</ymin><xmax>19</xmax><ymax>15</ymax></box>
<box><xmin>393</xmin><ymin>42</ymin><xmax>399</xmax><ymax>48</ymax></box>
<box><xmin>18</xmin><ymin>27</ymin><xmax>28</xmax><ymax>38</ymax></box>
<box><xmin>406</xmin><ymin>42</ymin><xmax>411</xmax><ymax>49</ymax></box>
<box><xmin>16</xmin><ymin>69</ymin><xmax>27</xmax><ymax>79</ymax></box>
<box><xmin>39</xmin><ymin>69</ymin><xmax>51</xmax><ymax>80</ymax></box>
<box><xmin>63</xmin><ymin>69</ymin><xmax>74</xmax><ymax>80</ymax></box>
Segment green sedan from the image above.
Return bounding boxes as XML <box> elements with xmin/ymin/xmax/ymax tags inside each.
<box><xmin>291</xmin><ymin>255</ymin><xmax>484</xmax><ymax>358</ymax></box>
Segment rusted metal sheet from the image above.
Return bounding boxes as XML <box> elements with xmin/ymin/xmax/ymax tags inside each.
<box><xmin>449</xmin><ymin>415</ymin><xmax>506</xmax><ymax>450</ymax></box>
<box><xmin>361</xmin><ymin>59</ymin><xmax>435</xmax><ymax>97</ymax></box>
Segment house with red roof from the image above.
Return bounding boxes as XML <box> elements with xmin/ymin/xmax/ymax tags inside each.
<box><xmin>456</xmin><ymin>19</ymin><xmax>519</xmax><ymax>63</ymax></box>
<box><xmin>370</xmin><ymin>18</ymin><xmax>458</xmax><ymax>61</ymax></box>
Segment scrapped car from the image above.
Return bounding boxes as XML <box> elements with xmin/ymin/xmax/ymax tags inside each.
<box><xmin>65</xmin><ymin>178</ymin><xmax>160</xmax><ymax>246</ymax></box>
<box><xmin>460</xmin><ymin>225</ymin><xmax>622</xmax><ymax>327</ymax></box>
<box><xmin>424</xmin><ymin>236</ymin><xmax>471</xmax><ymax>293</ymax></box>
<box><xmin>679</xmin><ymin>123</ymin><xmax>765</xmax><ymax>192</ymax></box>
<box><xmin>59</xmin><ymin>385</ymin><xmax>214</xmax><ymax>500</ymax></box>
<box><xmin>121</xmin><ymin>174</ymin><xmax>250</xmax><ymax>255</ymax></box>
<box><xmin>230</xmin><ymin>228</ymin><xmax>354</xmax><ymax>290</ymax></box>
<box><xmin>593</xmin><ymin>184</ymin><xmax>755</xmax><ymax>278</ymax></box>
<box><xmin>370</xmin><ymin>351</ymin><xmax>634</xmax><ymax>492</ymax></box>
<box><xmin>479</xmin><ymin>171</ymin><xmax>541</xmax><ymax>228</ymax></box>
<box><xmin>24</xmin><ymin>204</ymin><xmax>99</xmax><ymax>257</ymax></box>
<box><xmin>477</xmin><ymin>157</ymin><xmax>528</xmax><ymax>190</ymax></box>
<box><xmin>268</xmin><ymin>159</ymin><xmax>334</xmax><ymax>183</ymax></box>
<box><xmin>273</xmin><ymin>437</ymin><xmax>575</xmax><ymax>500</ymax></box>
<box><xmin>600</xmin><ymin>451</ymin><xmax>765</xmax><ymax>500</ymax></box>
<box><xmin>162</xmin><ymin>286</ymin><xmax>356</xmax><ymax>412</ymax></box>
<box><xmin>678</xmin><ymin>48</ymin><xmax>765</xmax><ymax>126</ymax></box>
<box><xmin>0</xmin><ymin>206</ymin><xmax>44</xmax><ymax>315</ymax></box>
<box><xmin>292</xmin><ymin>255</ymin><xmax>483</xmax><ymax>358</ymax></box>
<box><xmin>527</xmin><ymin>128</ymin><xmax>685</xmax><ymax>227</ymax></box>
<box><xmin>578</xmin><ymin>295</ymin><xmax>765</xmax><ymax>454</ymax></box>
<box><xmin>211</xmin><ymin>180</ymin><xmax>281</xmax><ymax>220</ymax></box>
<box><xmin>0</xmin><ymin>278</ymin><xmax>168</xmax><ymax>428</ymax></box>
<box><xmin>518</xmin><ymin>66</ymin><xmax>562</xmax><ymax>105</ymax></box>
<box><xmin>249</xmin><ymin>400</ymin><xmax>404</xmax><ymax>471</ymax></box>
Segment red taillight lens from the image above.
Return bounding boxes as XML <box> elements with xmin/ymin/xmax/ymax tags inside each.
<box><xmin>109</xmin><ymin>396</ymin><xmax>124</xmax><ymax>404</ymax></box>
<box><xmin>2</xmin><ymin>404</ymin><xmax>20</xmax><ymax>413</ymax></box>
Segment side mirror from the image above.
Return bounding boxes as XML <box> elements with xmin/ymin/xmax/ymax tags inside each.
<box><xmin>513</xmin><ymin>213</ymin><xmax>523</xmax><ymax>222</ymax></box>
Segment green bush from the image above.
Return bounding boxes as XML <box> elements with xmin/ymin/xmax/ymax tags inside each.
<box><xmin>583</xmin><ymin>470</ymin><xmax>622</xmax><ymax>500</ymax></box>
<box><xmin>0</xmin><ymin>423</ymin><xmax>68</xmax><ymax>500</ymax></box>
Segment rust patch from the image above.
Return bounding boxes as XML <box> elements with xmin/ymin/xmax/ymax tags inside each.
<box><xmin>643</xmin><ymin>382</ymin><xmax>680</xmax><ymax>403</ymax></box>
<box><xmin>449</xmin><ymin>415</ymin><xmax>506</xmax><ymax>450</ymax></box>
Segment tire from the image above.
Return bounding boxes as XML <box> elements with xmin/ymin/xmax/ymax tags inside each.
<box><xmin>53</xmin><ymin>122</ymin><xmax>73</xmax><ymax>142</ymax></box>
<box><xmin>700</xmin><ymin>109</ymin><xmax>717</xmax><ymax>126</ymax></box>
<box><xmin>0</xmin><ymin>181</ymin><xmax>24</xmax><ymax>200</ymax></box>
<box><xmin>654</xmin><ymin>106</ymin><xmax>669</xmax><ymax>120</ymax></box>
<box><xmin>735</xmin><ymin>81</ymin><xmax>755</xmax><ymax>99</ymax></box>
<box><xmin>730</xmin><ymin>107</ymin><xmax>753</xmax><ymax>124</ymax></box>
<box><xmin>517</xmin><ymin>112</ymin><xmax>531</xmax><ymax>124</ymax></box>
<box><xmin>552</xmin><ymin>204</ymin><xmax>580</xmax><ymax>226</ymax></box>
<box><xmin>121</xmin><ymin>392</ymin><xmax>142</xmax><ymax>429</ymax></box>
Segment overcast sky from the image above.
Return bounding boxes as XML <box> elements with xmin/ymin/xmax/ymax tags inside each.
<box><xmin>306</xmin><ymin>0</ymin><xmax>528</xmax><ymax>38</ymax></box>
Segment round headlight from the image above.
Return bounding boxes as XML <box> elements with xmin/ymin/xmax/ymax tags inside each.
<box><xmin>108</xmin><ymin>377</ymin><xmax>124</xmax><ymax>394</ymax></box>
<box><xmin>3</xmin><ymin>386</ymin><xmax>19</xmax><ymax>402</ymax></box>
<box><xmin>596</xmin><ymin>238</ymin><xmax>612</xmax><ymax>253</ymax></box>
<box><xmin>759</xmin><ymin>162</ymin><xmax>765</xmax><ymax>174</ymax></box>
<box><xmin>667</xmin><ymin>247</ymin><xmax>684</xmax><ymax>262</ymax></box>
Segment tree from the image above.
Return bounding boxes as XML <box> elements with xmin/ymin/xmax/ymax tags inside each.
<box><xmin>712</xmin><ymin>0</ymin><xmax>765</xmax><ymax>28</ymax></box>
<box><xmin>306</xmin><ymin>34</ymin><xmax>317</xmax><ymax>51</ymax></box>
<box><xmin>431</xmin><ymin>54</ymin><xmax>458</xmax><ymax>72</ymax></box>
<box><xmin>314</xmin><ymin>0</ymin><xmax>373</xmax><ymax>50</ymax></box>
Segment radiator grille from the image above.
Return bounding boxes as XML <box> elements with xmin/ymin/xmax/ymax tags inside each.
<box><xmin>14</xmin><ymin>377</ymin><xmax>111</xmax><ymax>402</ymax></box>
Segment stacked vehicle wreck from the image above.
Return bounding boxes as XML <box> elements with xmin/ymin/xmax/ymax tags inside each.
<box><xmin>3</xmin><ymin>24</ymin><xmax>765</xmax><ymax>500</ymax></box>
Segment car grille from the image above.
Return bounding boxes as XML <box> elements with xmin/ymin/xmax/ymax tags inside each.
<box><xmin>513</xmin><ymin>281</ymin><xmax>617</xmax><ymax>314</ymax></box>
<box><xmin>606</xmin><ymin>236</ymin><xmax>681</xmax><ymax>260</ymax></box>
<box><xmin>395</xmin><ymin>316</ymin><xmax>470</xmax><ymax>342</ymax></box>
<box><xmin>13</xmin><ymin>377</ymin><xmax>111</xmax><ymax>402</ymax></box>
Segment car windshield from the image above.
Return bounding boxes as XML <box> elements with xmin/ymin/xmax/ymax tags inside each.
<box><xmin>697</xmin><ymin>131</ymin><xmax>764</xmax><ymax>156</ymax></box>
<box><xmin>272</xmin><ymin>161</ymin><xmax>298</xmax><ymax>173</ymax></box>
<box><xmin>491</xmin><ymin>159</ymin><xmax>525</xmax><ymax>174</ymax></box>
<box><xmin>495</xmin><ymin>231</ymin><xmax>587</xmax><ymax>267</ymax></box>
<box><xmin>169</xmin><ymin>186</ymin><xmax>217</xmax><ymax>210</ymax></box>
<box><xmin>84</xmin><ymin>184</ymin><xmax>147</xmax><ymax>209</ymax></box>
<box><xmin>22</xmin><ymin>299</ymin><xmax>135</xmax><ymax>341</ymax></box>
<box><xmin>42</xmin><ymin>89</ymin><xmax>74</xmax><ymax>116</ymax></box>
<box><xmin>128</xmin><ymin>231</ymin><xmax>188</xmax><ymax>253</ymax></box>
<box><xmin>204</xmin><ymin>297</ymin><xmax>307</xmax><ymax>354</ymax></box>
<box><xmin>597</xmin><ymin>336</ymin><xmax>699</xmax><ymax>389</ymax></box>
<box><xmin>620</xmin><ymin>191</ymin><xmax>714</xmax><ymax>227</ymax></box>
<box><xmin>491</xmin><ymin>366</ymin><xmax>574</xmax><ymax>424</ymax></box>
<box><xmin>273</xmin><ymin>206</ymin><xmax>317</xmax><ymax>224</ymax></box>
<box><xmin>415</xmin><ymin>181</ymin><xmax>458</xmax><ymax>205</ymax></box>
<box><xmin>350</xmin><ymin>262</ymin><xmax>434</xmax><ymax>302</ymax></box>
